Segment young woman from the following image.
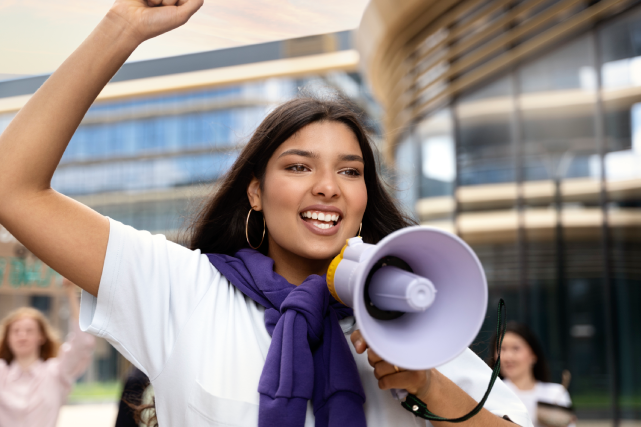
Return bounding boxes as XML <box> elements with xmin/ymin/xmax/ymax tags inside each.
<box><xmin>488</xmin><ymin>323</ymin><xmax>574</xmax><ymax>427</ymax></box>
<box><xmin>0</xmin><ymin>1</ymin><xmax>531</xmax><ymax>426</ymax></box>
<box><xmin>0</xmin><ymin>279</ymin><xmax>95</xmax><ymax>427</ymax></box>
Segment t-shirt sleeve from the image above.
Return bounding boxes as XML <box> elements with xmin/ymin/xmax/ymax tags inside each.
<box><xmin>79</xmin><ymin>218</ymin><xmax>220</xmax><ymax>380</ymax></box>
<box><xmin>437</xmin><ymin>349</ymin><xmax>533</xmax><ymax>427</ymax></box>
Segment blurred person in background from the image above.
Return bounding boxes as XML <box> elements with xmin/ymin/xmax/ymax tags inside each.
<box><xmin>115</xmin><ymin>365</ymin><xmax>156</xmax><ymax>427</ymax></box>
<box><xmin>488</xmin><ymin>322</ymin><xmax>574</xmax><ymax>427</ymax></box>
<box><xmin>0</xmin><ymin>278</ymin><xmax>96</xmax><ymax>427</ymax></box>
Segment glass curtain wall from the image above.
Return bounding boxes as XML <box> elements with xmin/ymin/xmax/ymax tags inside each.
<box><xmin>599</xmin><ymin>7</ymin><xmax>641</xmax><ymax>419</ymax></box>
<box><xmin>518</xmin><ymin>33</ymin><xmax>610</xmax><ymax>412</ymax></box>
<box><xmin>397</xmin><ymin>5</ymin><xmax>641</xmax><ymax>420</ymax></box>
<box><xmin>38</xmin><ymin>74</ymin><xmax>370</xmax><ymax>235</ymax></box>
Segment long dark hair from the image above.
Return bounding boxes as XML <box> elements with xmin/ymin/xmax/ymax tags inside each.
<box><xmin>488</xmin><ymin>321</ymin><xmax>551</xmax><ymax>382</ymax></box>
<box><xmin>187</xmin><ymin>95</ymin><xmax>416</xmax><ymax>254</ymax></box>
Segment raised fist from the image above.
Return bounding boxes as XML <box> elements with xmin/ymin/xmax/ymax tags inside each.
<box><xmin>108</xmin><ymin>0</ymin><xmax>203</xmax><ymax>43</ymax></box>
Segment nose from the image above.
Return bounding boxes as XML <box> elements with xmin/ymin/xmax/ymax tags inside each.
<box><xmin>312</xmin><ymin>169</ymin><xmax>340</xmax><ymax>199</ymax></box>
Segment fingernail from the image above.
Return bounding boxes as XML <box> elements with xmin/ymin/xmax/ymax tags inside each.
<box><xmin>355</xmin><ymin>339</ymin><xmax>363</xmax><ymax>349</ymax></box>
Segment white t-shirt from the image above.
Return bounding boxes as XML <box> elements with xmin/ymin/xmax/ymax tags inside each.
<box><xmin>80</xmin><ymin>218</ymin><xmax>532</xmax><ymax>427</ymax></box>
<box><xmin>503</xmin><ymin>380</ymin><xmax>573</xmax><ymax>427</ymax></box>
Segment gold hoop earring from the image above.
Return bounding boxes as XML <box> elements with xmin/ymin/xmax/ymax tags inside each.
<box><xmin>358</xmin><ymin>222</ymin><xmax>362</xmax><ymax>238</ymax></box>
<box><xmin>246</xmin><ymin>208</ymin><xmax>266</xmax><ymax>249</ymax></box>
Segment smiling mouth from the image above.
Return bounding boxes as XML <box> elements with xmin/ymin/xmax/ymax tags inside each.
<box><xmin>300</xmin><ymin>210</ymin><xmax>341</xmax><ymax>230</ymax></box>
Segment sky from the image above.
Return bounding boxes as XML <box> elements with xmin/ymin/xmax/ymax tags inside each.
<box><xmin>0</xmin><ymin>0</ymin><xmax>369</xmax><ymax>78</ymax></box>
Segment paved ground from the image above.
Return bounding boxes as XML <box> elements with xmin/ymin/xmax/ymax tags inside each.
<box><xmin>57</xmin><ymin>403</ymin><xmax>118</xmax><ymax>427</ymax></box>
<box><xmin>56</xmin><ymin>403</ymin><xmax>641</xmax><ymax>427</ymax></box>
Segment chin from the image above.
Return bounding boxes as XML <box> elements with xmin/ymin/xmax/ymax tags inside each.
<box><xmin>299</xmin><ymin>242</ymin><xmax>343</xmax><ymax>261</ymax></box>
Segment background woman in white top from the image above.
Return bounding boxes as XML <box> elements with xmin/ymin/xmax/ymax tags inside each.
<box><xmin>489</xmin><ymin>322</ymin><xmax>574</xmax><ymax>427</ymax></box>
<box><xmin>0</xmin><ymin>1</ymin><xmax>531</xmax><ymax>426</ymax></box>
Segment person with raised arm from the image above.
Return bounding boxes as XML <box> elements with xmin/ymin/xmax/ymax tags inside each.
<box><xmin>0</xmin><ymin>2</ymin><xmax>531</xmax><ymax>426</ymax></box>
<box><xmin>0</xmin><ymin>279</ymin><xmax>96</xmax><ymax>427</ymax></box>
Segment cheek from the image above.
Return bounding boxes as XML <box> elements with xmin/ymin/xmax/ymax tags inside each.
<box><xmin>515</xmin><ymin>349</ymin><xmax>532</xmax><ymax>364</ymax></box>
<box><xmin>262</xmin><ymin>175</ymin><xmax>303</xmax><ymax>220</ymax></box>
<box><xmin>344</xmin><ymin>182</ymin><xmax>368</xmax><ymax>218</ymax></box>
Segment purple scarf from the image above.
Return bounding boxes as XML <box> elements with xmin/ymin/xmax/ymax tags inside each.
<box><xmin>207</xmin><ymin>249</ymin><xmax>367</xmax><ymax>427</ymax></box>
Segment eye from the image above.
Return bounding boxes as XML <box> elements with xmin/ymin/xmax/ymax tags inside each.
<box><xmin>286</xmin><ymin>164</ymin><xmax>310</xmax><ymax>173</ymax></box>
<box><xmin>339</xmin><ymin>168</ymin><xmax>362</xmax><ymax>177</ymax></box>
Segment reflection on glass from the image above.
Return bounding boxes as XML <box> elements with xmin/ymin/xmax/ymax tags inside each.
<box><xmin>418</xmin><ymin>110</ymin><xmax>455</xmax><ymax>198</ymax></box>
<box><xmin>394</xmin><ymin>133</ymin><xmax>419</xmax><ymax>219</ymax></box>
<box><xmin>602</xmin><ymin>103</ymin><xmax>641</xmax><ymax>181</ymax></box>
<box><xmin>519</xmin><ymin>35</ymin><xmax>597</xmax><ymax>183</ymax></box>
<box><xmin>456</xmin><ymin>75</ymin><xmax>514</xmax><ymax>187</ymax></box>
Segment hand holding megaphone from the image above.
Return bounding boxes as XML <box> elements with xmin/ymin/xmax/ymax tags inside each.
<box><xmin>350</xmin><ymin>329</ymin><xmax>434</xmax><ymax>401</ymax></box>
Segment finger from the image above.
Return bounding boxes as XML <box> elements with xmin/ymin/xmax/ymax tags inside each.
<box><xmin>378</xmin><ymin>370</ymin><xmax>429</xmax><ymax>394</ymax></box>
<box><xmin>147</xmin><ymin>0</ymin><xmax>163</xmax><ymax>6</ymax></box>
<box><xmin>350</xmin><ymin>330</ymin><xmax>368</xmax><ymax>354</ymax></box>
<box><xmin>373</xmin><ymin>361</ymin><xmax>400</xmax><ymax>380</ymax></box>
<box><xmin>366</xmin><ymin>348</ymin><xmax>383</xmax><ymax>367</ymax></box>
<box><xmin>176</xmin><ymin>0</ymin><xmax>203</xmax><ymax>21</ymax></box>
<box><xmin>161</xmin><ymin>0</ymin><xmax>179</xmax><ymax>5</ymax></box>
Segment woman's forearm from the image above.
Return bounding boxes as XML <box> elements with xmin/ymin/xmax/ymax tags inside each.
<box><xmin>419</xmin><ymin>369</ymin><xmax>515</xmax><ymax>427</ymax></box>
<box><xmin>0</xmin><ymin>13</ymin><xmax>140</xmax><ymax>200</ymax></box>
<box><xmin>66</xmin><ymin>287</ymin><xmax>81</xmax><ymax>321</ymax></box>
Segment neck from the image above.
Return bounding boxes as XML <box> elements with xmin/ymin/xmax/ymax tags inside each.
<box><xmin>267</xmin><ymin>241</ymin><xmax>331</xmax><ymax>286</ymax></box>
<box><xmin>510</xmin><ymin>371</ymin><xmax>537</xmax><ymax>391</ymax></box>
<box><xmin>14</xmin><ymin>352</ymin><xmax>40</xmax><ymax>371</ymax></box>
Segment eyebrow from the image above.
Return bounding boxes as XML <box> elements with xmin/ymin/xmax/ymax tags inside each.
<box><xmin>339</xmin><ymin>154</ymin><xmax>365</xmax><ymax>164</ymax></box>
<box><xmin>278</xmin><ymin>149</ymin><xmax>318</xmax><ymax>159</ymax></box>
<box><xmin>278</xmin><ymin>149</ymin><xmax>365</xmax><ymax>164</ymax></box>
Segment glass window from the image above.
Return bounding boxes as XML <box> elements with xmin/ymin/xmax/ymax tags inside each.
<box><xmin>519</xmin><ymin>35</ymin><xmax>598</xmax><ymax>184</ymax></box>
<box><xmin>417</xmin><ymin>110</ymin><xmax>455</xmax><ymax>199</ymax></box>
<box><xmin>456</xmin><ymin>75</ymin><xmax>515</xmax><ymax>188</ymax></box>
<box><xmin>600</xmin><ymin>7</ymin><xmax>641</xmax><ymax>418</ymax></box>
<box><xmin>394</xmin><ymin>132</ymin><xmax>419</xmax><ymax>219</ymax></box>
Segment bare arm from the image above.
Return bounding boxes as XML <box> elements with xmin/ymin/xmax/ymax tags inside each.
<box><xmin>63</xmin><ymin>278</ymin><xmax>81</xmax><ymax>320</ymax></box>
<box><xmin>0</xmin><ymin>0</ymin><xmax>202</xmax><ymax>297</ymax></box>
<box><xmin>351</xmin><ymin>330</ymin><xmax>517</xmax><ymax>427</ymax></box>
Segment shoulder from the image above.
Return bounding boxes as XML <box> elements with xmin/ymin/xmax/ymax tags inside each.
<box><xmin>536</xmin><ymin>382</ymin><xmax>572</xmax><ymax>404</ymax></box>
<box><xmin>537</xmin><ymin>382</ymin><xmax>566</xmax><ymax>393</ymax></box>
<box><xmin>105</xmin><ymin>217</ymin><xmax>218</xmax><ymax>283</ymax></box>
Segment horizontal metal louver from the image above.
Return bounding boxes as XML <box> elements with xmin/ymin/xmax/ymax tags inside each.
<box><xmin>374</xmin><ymin>0</ymin><xmax>635</xmax><ymax>160</ymax></box>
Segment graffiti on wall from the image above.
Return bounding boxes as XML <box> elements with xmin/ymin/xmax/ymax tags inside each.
<box><xmin>0</xmin><ymin>226</ymin><xmax>61</xmax><ymax>289</ymax></box>
<box><xmin>0</xmin><ymin>257</ymin><xmax>61</xmax><ymax>288</ymax></box>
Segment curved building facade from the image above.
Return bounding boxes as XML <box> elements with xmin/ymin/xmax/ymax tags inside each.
<box><xmin>358</xmin><ymin>0</ymin><xmax>641</xmax><ymax>422</ymax></box>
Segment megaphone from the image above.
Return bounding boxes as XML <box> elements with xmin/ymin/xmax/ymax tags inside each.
<box><xmin>326</xmin><ymin>226</ymin><xmax>487</xmax><ymax>371</ymax></box>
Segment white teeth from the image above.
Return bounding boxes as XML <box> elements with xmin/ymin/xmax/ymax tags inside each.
<box><xmin>300</xmin><ymin>211</ymin><xmax>341</xmax><ymax>223</ymax></box>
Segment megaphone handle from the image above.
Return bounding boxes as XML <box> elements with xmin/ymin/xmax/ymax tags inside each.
<box><xmin>390</xmin><ymin>389</ymin><xmax>409</xmax><ymax>401</ymax></box>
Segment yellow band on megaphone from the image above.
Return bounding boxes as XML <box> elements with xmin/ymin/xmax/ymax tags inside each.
<box><xmin>326</xmin><ymin>241</ymin><xmax>349</xmax><ymax>305</ymax></box>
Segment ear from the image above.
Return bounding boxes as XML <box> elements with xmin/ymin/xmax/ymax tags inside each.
<box><xmin>247</xmin><ymin>176</ymin><xmax>263</xmax><ymax>211</ymax></box>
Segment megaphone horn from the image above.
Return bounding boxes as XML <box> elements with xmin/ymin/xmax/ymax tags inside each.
<box><xmin>326</xmin><ymin>226</ymin><xmax>488</xmax><ymax>371</ymax></box>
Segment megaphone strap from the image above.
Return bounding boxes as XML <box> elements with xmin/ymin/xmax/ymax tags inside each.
<box><xmin>400</xmin><ymin>299</ymin><xmax>507</xmax><ymax>423</ymax></box>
